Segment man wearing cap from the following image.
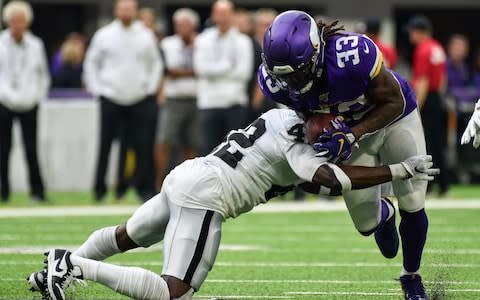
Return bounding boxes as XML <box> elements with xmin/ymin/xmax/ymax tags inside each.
<box><xmin>406</xmin><ymin>15</ymin><xmax>449</xmax><ymax>196</ymax></box>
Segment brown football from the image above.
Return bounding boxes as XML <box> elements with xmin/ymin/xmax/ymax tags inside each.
<box><xmin>306</xmin><ymin>113</ymin><xmax>336</xmax><ymax>144</ymax></box>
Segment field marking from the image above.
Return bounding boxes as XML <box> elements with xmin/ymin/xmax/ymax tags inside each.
<box><xmin>2</xmin><ymin>277</ymin><xmax>480</xmax><ymax>286</ymax></box>
<box><xmin>5</xmin><ymin>278</ymin><xmax>479</xmax><ymax>286</ymax></box>
<box><xmin>2</xmin><ymin>245</ymin><xmax>480</xmax><ymax>256</ymax></box>
<box><xmin>0</xmin><ymin>244</ymin><xmax>265</xmax><ymax>254</ymax></box>
<box><xmin>1</xmin><ymin>200</ymin><xmax>480</xmax><ymax>218</ymax></box>
<box><xmin>2</xmin><ymin>260</ymin><xmax>479</xmax><ymax>269</ymax></box>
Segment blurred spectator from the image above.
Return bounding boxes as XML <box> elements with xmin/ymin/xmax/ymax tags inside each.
<box><xmin>406</xmin><ymin>15</ymin><xmax>449</xmax><ymax>195</ymax></box>
<box><xmin>155</xmin><ymin>8</ymin><xmax>199</xmax><ymax>189</ymax></box>
<box><xmin>194</xmin><ymin>0</ymin><xmax>253</xmax><ymax>155</ymax></box>
<box><xmin>116</xmin><ymin>6</ymin><xmax>162</xmax><ymax>198</ymax></box>
<box><xmin>446</xmin><ymin>35</ymin><xmax>480</xmax><ymax>181</ymax></box>
<box><xmin>51</xmin><ymin>33</ymin><xmax>86</xmax><ymax>88</ymax></box>
<box><xmin>139</xmin><ymin>7</ymin><xmax>163</xmax><ymax>42</ymax></box>
<box><xmin>356</xmin><ymin>19</ymin><xmax>398</xmax><ymax>69</ymax></box>
<box><xmin>254</xmin><ymin>8</ymin><xmax>277</xmax><ymax>46</ymax></box>
<box><xmin>83</xmin><ymin>0</ymin><xmax>162</xmax><ymax>201</ymax></box>
<box><xmin>0</xmin><ymin>1</ymin><xmax>49</xmax><ymax>202</ymax></box>
<box><xmin>234</xmin><ymin>8</ymin><xmax>265</xmax><ymax>122</ymax></box>
<box><xmin>50</xmin><ymin>33</ymin><xmax>85</xmax><ymax>76</ymax></box>
<box><xmin>472</xmin><ymin>48</ymin><xmax>480</xmax><ymax>87</ymax></box>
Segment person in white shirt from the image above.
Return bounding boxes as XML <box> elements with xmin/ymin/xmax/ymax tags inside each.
<box><xmin>194</xmin><ymin>0</ymin><xmax>253</xmax><ymax>155</ymax></box>
<box><xmin>0</xmin><ymin>1</ymin><xmax>49</xmax><ymax>202</ymax></box>
<box><xmin>83</xmin><ymin>0</ymin><xmax>162</xmax><ymax>201</ymax></box>
<box><xmin>33</xmin><ymin>109</ymin><xmax>438</xmax><ymax>300</ymax></box>
<box><xmin>155</xmin><ymin>8</ymin><xmax>199</xmax><ymax>189</ymax></box>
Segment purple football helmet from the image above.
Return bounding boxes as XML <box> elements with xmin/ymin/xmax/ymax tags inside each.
<box><xmin>262</xmin><ymin>10</ymin><xmax>326</xmax><ymax>93</ymax></box>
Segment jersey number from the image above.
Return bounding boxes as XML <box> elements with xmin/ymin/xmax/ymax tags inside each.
<box><xmin>335</xmin><ymin>36</ymin><xmax>360</xmax><ymax>68</ymax></box>
<box><xmin>214</xmin><ymin>118</ymin><xmax>267</xmax><ymax>168</ymax></box>
<box><xmin>287</xmin><ymin>123</ymin><xmax>305</xmax><ymax>142</ymax></box>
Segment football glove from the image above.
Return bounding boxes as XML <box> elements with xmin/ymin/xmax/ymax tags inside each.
<box><xmin>313</xmin><ymin>118</ymin><xmax>357</xmax><ymax>162</ymax></box>
<box><xmin>461</xmin><ymin>99</ymin><xmax>480</xmax><ymax>148</ymax></box>
<box><xmin>390</xmin><ymin>155</ymin><xmax>440</xmax><ymax>181</ymax></box>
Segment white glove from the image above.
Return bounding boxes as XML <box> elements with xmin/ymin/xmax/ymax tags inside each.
<box><xmin>461</xmin><ymin>99</ymin><xmax>480</xmax><ymax>148</ymax></box>
<box><xmin>389</xmin><ymin>155</ymin><xmax>440</xmax><ymax>181</ymax></box>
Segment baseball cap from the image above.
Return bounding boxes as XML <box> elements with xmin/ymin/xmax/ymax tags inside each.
<box><xmin>404</xmin><ymin>15</ymin><xmax>433</xmax><ymax>32</ymax></box>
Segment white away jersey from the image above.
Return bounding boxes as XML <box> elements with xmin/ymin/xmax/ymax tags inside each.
<box><xmin>165</xmin><ymin>109</ymin><xmax>328</xmax><ymax>219</ymax></box>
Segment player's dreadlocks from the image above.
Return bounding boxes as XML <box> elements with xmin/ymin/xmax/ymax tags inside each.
<box><xmin>317</xmin><ymin>20</ymin><xmax>345</xmax><ymax>39</ymax></box>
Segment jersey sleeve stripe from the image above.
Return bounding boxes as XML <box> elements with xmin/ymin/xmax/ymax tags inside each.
<box><xmin>369</xmin><ymin>44</ymin><xmax>383</xmax><ymax>79</ymax></box>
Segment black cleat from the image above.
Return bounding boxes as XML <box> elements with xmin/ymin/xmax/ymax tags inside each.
<box><xmin>400</xmin><ymin>274</ymin><xmax>429</xmax><ymax>300</ymax></box>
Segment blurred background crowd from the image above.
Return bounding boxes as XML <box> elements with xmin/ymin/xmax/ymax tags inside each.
<box><xmin>1</xmin><ymin>0</ymin><xmax>480</xmax><ymax>203</ymax></box>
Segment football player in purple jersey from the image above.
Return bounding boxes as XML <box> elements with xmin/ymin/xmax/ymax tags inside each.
<box><xmin>259</xmin><ymin>10</ymin><xmax>430</xmax><ymax>300</ymax></box>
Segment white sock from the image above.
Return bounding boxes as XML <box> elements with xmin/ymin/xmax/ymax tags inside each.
<box><xmin>73</xmin><ymin>226</ymin><xmax>121</xmax><ymax>260</ymax></box>
<box><xmin>400</xmin><ymin>267</ymin><xmax>420</xmax><ymax>276</ymax></box>
<box><xmin>70</xmin><ymin>255</ymin><xmax>170</xmax><ymax>300</ymax></box>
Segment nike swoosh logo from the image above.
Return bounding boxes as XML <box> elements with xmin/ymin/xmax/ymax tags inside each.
<box><xmin>363</xmin><ymin>41</ymin><xmax>370</xmax><ymax>54</ymax></box>
<box><xmin>54</xmin><ymin>253</ymin><xmax>68</xmax><ymax>277</ymax></box>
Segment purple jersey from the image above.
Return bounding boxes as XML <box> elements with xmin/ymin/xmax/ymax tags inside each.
<box><xmin>258</xmin><ymin>33</ymin><xmax>417</xmax><ymax>127</ymax></box>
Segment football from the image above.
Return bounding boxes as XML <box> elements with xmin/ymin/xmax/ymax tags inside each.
<box><xmin>305</xmin><ymin>113</ymin><xmax>336</xmax><ymax>144</ymax></box>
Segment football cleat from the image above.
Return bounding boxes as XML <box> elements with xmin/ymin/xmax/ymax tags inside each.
<box><xmin>374</xmin><ymin>197</ymin><xmax>399</xmax><ymax>259</ymax></box>
<box><xmin>27</xmin><ymin>269</ymin><xmax>47</xmax><ymax>293</ymax></box>
<box><xmin>45</xmin><ymin>249</ymin><xmax>84</xmax><ymax>300</ymax></box>
<box><xmin>400</xmin><ymin>274</ymin><xmax>429</xmax><ymax>300</ymax></box>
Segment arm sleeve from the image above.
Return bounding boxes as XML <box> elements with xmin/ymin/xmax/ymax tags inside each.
<box><xmin>193</xmin><ymin>35</ymin><xmax>231</xmax><ymax>78</ymax></box>
<box><xmin>359</xmin><ymin>35</ymin><xmax>383</xmax><ymax>80</ymax></box>
<box><xmin>146</xmin><ymin>33</ymin><xmax>163</xmax><ymax>94</ymax></box>
<box><xmin>82</xmin><ymin>32</ymin><xmax>102</xmax><ymax>95</ymax></box>
<box><xmin>226</xmin><ymin>35</ymin><xmax>253</xmax><ymax>81</ymax></box>
<box><xmin>285</xmin><ymin>143</ymin><xmax>329</xmax><ymax>182</ymax></box>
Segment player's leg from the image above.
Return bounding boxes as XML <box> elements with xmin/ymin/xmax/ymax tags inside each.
<box><xmin>44</xmin><ymin>202</ymin><xmax>223</xmax><ymax>300</ymax></box>
<box><xmin>180</xmin><ymin>98</ymin><xmax>198</xmax><ymax>161</ymax></box>
<box><xmin>379</xmin><ymin>111</ymin><xmax>429</xmax><ymax>298</ymax></box>
<box><xmin>155</xmin><ymin>99</ymin><xmax>184</xmax><ymax>189</ymax></box>
<box><xmin>18</xmin><ymin>106</ymin><xmax>45</xmax><ymax>200</ymax></box>
<box><xmin>343</xmin><ymin>135</ymin><xmax>399</xmax><ymax>258</ymax></box>
<box><xmin>0</xmin><ymin>104</ymin><xmax>14</xmax><ymax>201</ymax></box>
<box><xmin>45</xmin><ymin>248</ymin><xmax>171</xmax><ymax>300</ymax></box>
<box><xmin>161</xmin><ymin>202</ymin><xmax>224</xmax><ymax>298</ymax></box>
<box><xmin>28</xmin><ymin>189</ymin><xmax>171</xmax><ymax>294</ymax></box>
<box><xmin>94</xmin><ymin>97</ymin><xmax>120</xmax><ymax>200</ymax></box>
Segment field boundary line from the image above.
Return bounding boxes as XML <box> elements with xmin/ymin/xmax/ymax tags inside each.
<box><xmin>1</xmin><ymin>199</ymin><xmax>479</xmax><ymax>218</ymax></box>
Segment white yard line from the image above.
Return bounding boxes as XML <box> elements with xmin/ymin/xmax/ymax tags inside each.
<box><xmin>2</xmin><ymin>278</ymin><xmax>479</xmax><ymax>286</ymax></box>
<box><xmin>1</xmin><ymin>260</ymin><xmax>479</xmax><ymax>268</ymax></box>
<box><xmin>1</xmin><ymin>245</ymin><xmax>480</xmax><ymax>256</ymax></box>
<box><xmin>1</xmin><ymin>199</ymin><xmax>479</xmax><ymax>218</ymax></box>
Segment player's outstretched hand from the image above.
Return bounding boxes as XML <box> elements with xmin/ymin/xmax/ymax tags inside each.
<box><xmin>312</xmin><ymin>118</ymin><xmax>357</xmax><ymax>162</ymax></box>
<box><xmin>461</xmin><ymin>99</ymin><xmax>480</xmax><ymax>148</ymax></box>
<box><xmin>400</xmin><ymin>155</ymin><xmax>440</xmax><ymax>181</ymax></box>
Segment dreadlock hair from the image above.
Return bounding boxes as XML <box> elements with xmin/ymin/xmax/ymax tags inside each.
<box><xmin>317</xmin><ymin>19</ymin><xmax>345</xmax><ymax>39</ymax></box>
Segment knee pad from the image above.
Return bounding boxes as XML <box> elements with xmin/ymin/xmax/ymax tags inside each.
<box><xmin>174</xmin><ymin>288</ymin><xmax>194</xmax><ymax>300</ymax></box>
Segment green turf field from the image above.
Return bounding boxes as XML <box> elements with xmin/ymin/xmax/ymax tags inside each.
<box><xmin>1</xmin><ymin>205</ymin><xmax>479</xmax><ymax>299</ymax></box>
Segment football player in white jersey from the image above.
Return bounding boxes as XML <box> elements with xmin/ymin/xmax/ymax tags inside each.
<box><xmin>30</xmin><ymin>109</ymin><xmax>437</xmax><ymax>300</ymax></box>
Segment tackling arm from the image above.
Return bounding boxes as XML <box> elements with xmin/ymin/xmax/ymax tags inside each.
<box><xmin>307</xmin><ymin>155</ymin><xmax>439</xmax><ymax>195</ymax></box>
<box><xmin>351</xmin><ymin>66</ymin><xmax>405</xmax><ymax>140</ymax></box>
